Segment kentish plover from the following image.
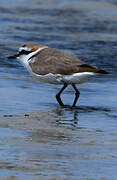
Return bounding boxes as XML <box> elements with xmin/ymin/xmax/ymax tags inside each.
<box><xmin>8</xmin><ymin>44</ymin><xmax>108</xmax><ymax>107</ymax></box>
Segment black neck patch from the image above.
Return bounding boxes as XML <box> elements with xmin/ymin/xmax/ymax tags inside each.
<box><xmin>19</xmin><ymin>49</ymin><xmax>32</xmax><ymax>56</ymax></box>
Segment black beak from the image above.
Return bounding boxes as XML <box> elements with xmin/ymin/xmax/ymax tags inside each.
<box><xmin>8</xmin><ymin>53</ymin><xmax>19</xmax><ymax>59</ymax></box>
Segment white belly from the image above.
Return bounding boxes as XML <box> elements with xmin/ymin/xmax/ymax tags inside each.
<box><xmin>31</xmin><ymin>72</ymin><xmax>95</xmax><ymax>85</ymax></box>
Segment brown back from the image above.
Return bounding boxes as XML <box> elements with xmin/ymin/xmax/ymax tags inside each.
<box><xmin>29</xmin><ymin>48</ymin><xmax>107</xmax><ymax>75</ymax></box>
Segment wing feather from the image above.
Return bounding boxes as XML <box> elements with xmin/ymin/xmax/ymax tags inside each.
<box><xmin>29</xmin><ymin>48</ymin><xmax>107</xmax><ymax>75</ymax></box>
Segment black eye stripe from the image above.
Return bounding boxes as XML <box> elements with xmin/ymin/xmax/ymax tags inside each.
<box><xmin>19</xmin><ymin>50</ymin><xmax>32</xmax><ymax>55</ymax></box>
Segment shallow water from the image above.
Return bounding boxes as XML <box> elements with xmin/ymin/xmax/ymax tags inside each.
<box><xmin>0</xmin><ymin>0</ymin><xmax>117</xmax><ymax>179</ymax></box>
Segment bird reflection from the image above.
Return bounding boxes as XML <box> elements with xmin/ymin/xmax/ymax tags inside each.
<box><xmin>52</xmin><ymin>107</ymin><xmax>79</xmax><ymax>127</ymax></box>
<box><xmin>50</xmin><ymin>104</ymin><xmax>110</xmax><ymax>128</ymax></box>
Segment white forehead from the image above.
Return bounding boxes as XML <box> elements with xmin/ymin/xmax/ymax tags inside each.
<box><xmin>19</xmin><ymin>47</ymin><xmax>31</xmax><ymax>52</ymax></box>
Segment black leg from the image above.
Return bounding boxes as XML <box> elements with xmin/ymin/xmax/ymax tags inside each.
<box><xmin>71</xmin><ymin>84</ymin><xmax>80</xmax><ymax>107</ymax></box>
<box><xmin>56</xmin><ymin>83</ymin><xmax>68</xmax><ymax>106</ymax></box>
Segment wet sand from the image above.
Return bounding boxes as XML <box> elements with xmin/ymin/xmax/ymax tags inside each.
<box><xmin>0</xmin><ymin>109</ymin><xmax>117</xmax><ymax>180</ymax></box>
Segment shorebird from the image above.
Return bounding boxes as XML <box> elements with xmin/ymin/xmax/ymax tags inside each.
<box><xmin>8</xmin><ymin>44</ymin><xmax>108</xmax><ymax>107</ymax></box>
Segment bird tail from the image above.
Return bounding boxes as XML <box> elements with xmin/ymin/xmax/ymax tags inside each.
<box><xmin>95</xmin><ymin>69</ymin><xmax>108</xmax><ymax>74</ymax></box>
<box><xmin>79</xmin><ymin>64</ymin><xmax>108</xmax><ymax>75</ymax></box>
